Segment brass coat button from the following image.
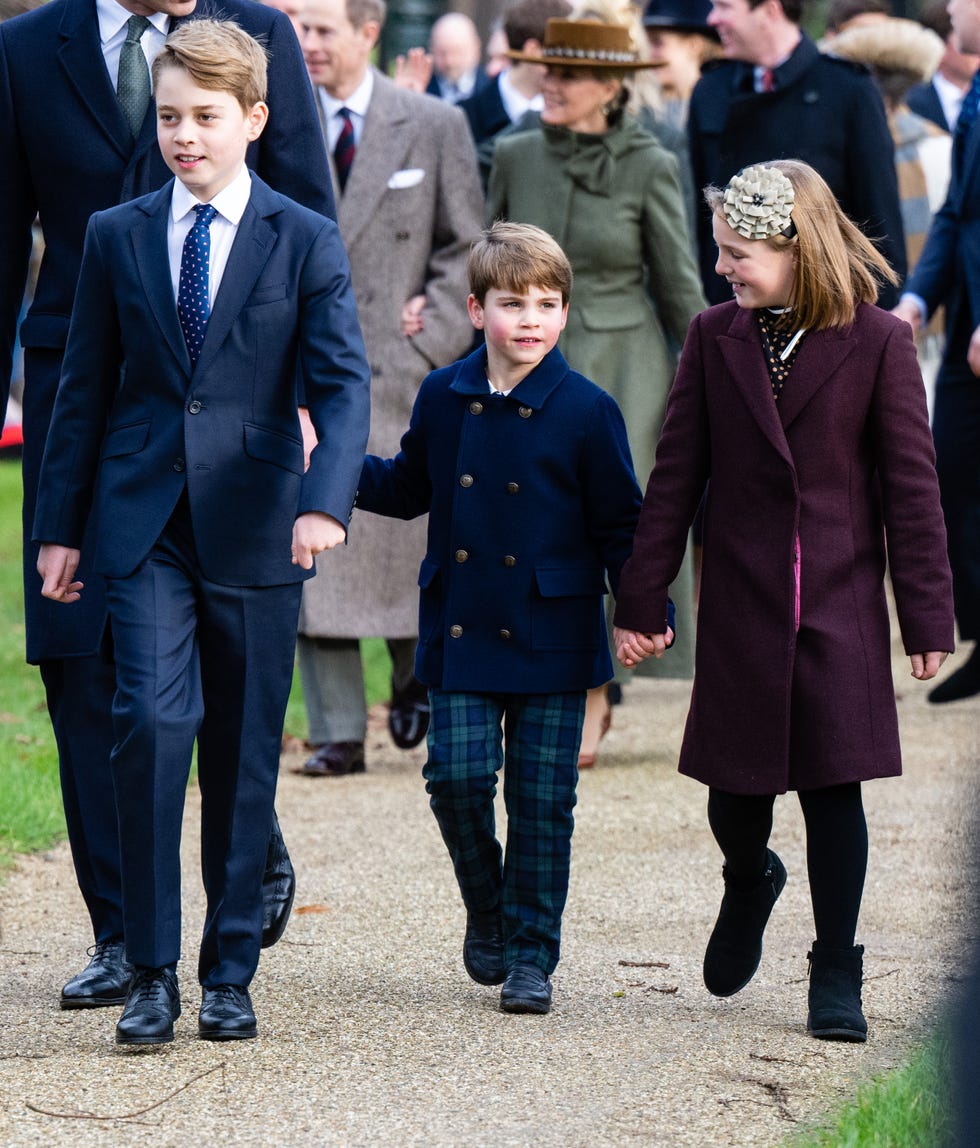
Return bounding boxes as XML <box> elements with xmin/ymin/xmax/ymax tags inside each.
<box><xmin>459</xmin><ymin>474</ymin><xmax>474</xmax><ymax>487</ymax></box>
<box><xmin>518</xmin><ymin>406</ymin><xmax>532</xmax><ymax>418</ymax></box>
<box><xmin>499</xmin><ymin>629</ymin><xmax>512</xmax><ymax>640</ymax></box>
<box><xmin>469</xmin><ymin>401</ymin><xmax>484</xmax><ymax>415</ymax></box>
<box><xmin>449</xmin><ymin>624</ymin><xmax>463</xmax><ymax>638</ymax></box>
<box><xmin>503</xmin><ymin>555</ymin><xmax>516</xmax><ymax>567</ymax></box>
<box><xmin>506</xmin><ymin>482</ymin><xmax>519</xmax><ymax>494</ymax></box>
<box><xmin>455</xmin><ymin>549</ymin><xmax>469</xmax><ymax>563</ymax></box>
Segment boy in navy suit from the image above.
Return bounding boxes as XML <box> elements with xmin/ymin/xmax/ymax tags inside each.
<box><xmin>33</xmin><ymin>19</ymin><xmax>369</xmax><ymax>1045</ymax></box>
<box><xmin>357</xmin><ymin>223</ymin><xmax>664</xmax><ymax>1014</ymax></box>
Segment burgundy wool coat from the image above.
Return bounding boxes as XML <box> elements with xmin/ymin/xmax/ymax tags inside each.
<box><xmin>614</xmin><ymin>301</ymin><xmax>955</xmax><ymax>794</ymax></box>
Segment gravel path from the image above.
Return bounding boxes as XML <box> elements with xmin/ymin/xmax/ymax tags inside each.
<box><xmin>1</xmin><ymin>642</ymin><xmax>977</xmax><ymax>1147</ymax></box>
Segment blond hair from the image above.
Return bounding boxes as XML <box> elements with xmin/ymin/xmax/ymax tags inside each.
<box><xmin>152</xmin><ymin>19</ymin><xmax>268</xmax><ymax>111</ymax></box>
<box><xmin>705</xmin><ymin>159</ymin><xmax>898</xmax><ymax>331</ymax></box>
<box><xmin>470</xmin><ymin>222</ymin><xmax>573</xmax><ymax>305</ymax></box>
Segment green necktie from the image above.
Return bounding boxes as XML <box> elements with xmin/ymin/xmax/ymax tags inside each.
<box><xmin>117</xmin><ymin>15</ymin><xmax>151</xmax><ymax>138</ymax></box>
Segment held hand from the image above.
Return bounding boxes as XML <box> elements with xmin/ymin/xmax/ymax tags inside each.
<box><xmin>401</xmin><ymin>294</ymin><xmax>427</xmax><ymax>337</ymax></box>
<box><xmin>968</xmin><ymin>324</ymin><xmax>980</xmax><ymax>377</ymax></box>
<box><xmin>392</xmin><ymin>48</ymin><xmax>433</xmax><ymax>93</ymax></box>
<box><xmin>37</xmin><ymin>544</ymin><xmax>83</xmax><ymax>603</ymax></box>
<box><xmin>291</xmin><ymin>512</ymin><xmax>346</xmax><ymax>569</ymax></box>
<box><xmin>298</xmin><ymin>406</ymin><xmax>318</xmax><ymax>474</ymax></box>
<box><xmin>891</xmin><ymin>299</ymin><xmax>922</xmax><ymax>334</ymax></box>
<box><xmin>910</xmin><ymin>651</ymin><xmax>949</xmax><ymax>681</ymax></box>
<box><xmin>614</xmin><ymin>626</ymin><xmax>672</xmax><ymax>668</ymax></box>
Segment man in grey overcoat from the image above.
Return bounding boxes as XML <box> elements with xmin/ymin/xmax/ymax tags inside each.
<box><xmin>299</xmin><ymin>0</ymin><xmax>484</xmax><ymax>774</ymax></box>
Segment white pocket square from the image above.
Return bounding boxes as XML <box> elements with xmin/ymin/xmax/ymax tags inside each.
<box><xmin>387</xmin><ymin>168</ymin><xmax>426</xmax><ymax>190</ymax></box>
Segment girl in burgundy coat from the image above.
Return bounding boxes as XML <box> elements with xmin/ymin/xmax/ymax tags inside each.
<box><xmin>613</xmin><ymin>161</ymin><xmax>954</xmax><ymax>1043</ymax></box>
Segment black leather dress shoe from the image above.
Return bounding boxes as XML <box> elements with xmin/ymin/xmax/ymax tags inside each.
<box><xmin>261</xmin><ymin>812</ymin><xmax>295</xmax><ymax>949</ymax></box>
<box><xmin>463</xmin><ymin>910</ymin><xmax>505</xmax><ymax>985</ymax></box>
<box><xmin>500</xmin><ymin>963</ymin><xmax>552</xmax><ymax>1014</ymax></box>
<box><xmin>301</xmin><ymin>740</ymin><xmax>366</xmax><ymax>777</ymax></box>
<box><xmin>199</xmin><ymin>984</ymin><xmax>257</xmax><ymax>1041</ymax></box>
<box><xmin>60</xmin><ymin>938</ymin><xmax>133</xmax><ymax>1009</ymax></box>
<box><xmin>116</xmin><ymin>968</ymin><xmax>180</xmax><ymax>1045</ymax></box>
<box><xmin>388</xmin><ymin>677</ymin><xmax>430</xmax><ymax>749</ymax></box>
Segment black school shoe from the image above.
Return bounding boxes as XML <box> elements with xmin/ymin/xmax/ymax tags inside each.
<box><xmin>115</xmin><ymin>967</ymin><xmax>180</xmax><ymax>1045</ymax></box>
<box><xmin>199</xmin><ymin>984</ymin><xmax>258</xmax><ymax>1041</ymax></box>
<box><xmin>703</xmin><ymin>849</ymin><xmax>786</xmax><ymax>997</ymax></box>
<box><xmin>261</xmin><ymin>812</ymin><xmax>296</xmax><ymax>948</ymax></box>
<box><xmin>388</xmin><ymin>677</ymin><xmax>430</xmax><ymax>749</ymax></box>
<box><xmin>61</xmin><ymin>938</ymin><xmax>133</xmax><ymax>1009</ymax></box>
<box><xmin>463</xmin><ymin>910</ymin><xmax>505</xmax><ymax>985</ymax></box>
<box><xmin>500</xmin><ymin>963</ymin><xmax>552</xmax><ymax>1014</ymax></box>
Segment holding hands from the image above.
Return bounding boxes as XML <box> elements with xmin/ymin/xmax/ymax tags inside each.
<box><xmin>291</xmin><ymin>512</ymin><xmax>346</xmax><ymax>569</ymax></box>
<box><xmin>614</xmin><ymin>626</ymin><xmax>674</xmax><ymax>668</ymax></box>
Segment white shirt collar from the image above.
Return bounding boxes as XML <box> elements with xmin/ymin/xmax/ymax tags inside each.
<box><xmin>97</xmin><ymin>0</ymin><xmax>169</xmax><ymax>45</ymax></box>
<box><xmin>171</xmin><ymin>164</ymin><xmax>253</xmax><ymax>225</ymax></box>
<box><xmin>498</xmin><ymin>70</ymin><xmax>543</xmax><ymax>123</ymax></box>
<box><xmin>320</xmin><ymin>69</ymin><xmax>374</xmax><ymax>120</ymax></box>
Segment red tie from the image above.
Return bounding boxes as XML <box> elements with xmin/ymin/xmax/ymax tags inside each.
<box><xmin>334</xmin><ymin>107</ymin><xmax>356</xmax><ymax>193</ymax></box>
<box><xmin>760</xmin><ymin>68</ymin><xmax>775</xmax><ymax>93</ymax></box>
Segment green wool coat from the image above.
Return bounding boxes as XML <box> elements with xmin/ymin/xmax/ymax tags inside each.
<box><xmin>488</xmin><ymin>116</ymin><xmax>707</xmax><ymax>676</ymax></box>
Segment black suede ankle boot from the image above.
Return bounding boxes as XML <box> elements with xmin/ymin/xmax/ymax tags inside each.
<box><xmin>703</xmin><ymin>849</ymin><xmax>786</xmax><ymax>997</ymax></box>
<box><xmin>806</xmin><ymin>942</ymin><xmax>867</xmax><ymax>1042</ymax></box>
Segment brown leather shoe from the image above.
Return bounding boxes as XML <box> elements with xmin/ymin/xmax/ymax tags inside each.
<box><xmin>301</xmin><ymin>740</ymin><xmax>366</xmax><ymax>777</ymax></box>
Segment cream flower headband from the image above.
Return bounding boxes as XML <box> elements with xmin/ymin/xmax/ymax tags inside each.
<box><xmin>722</xmin><ymin>165</ymin><xmax>796</xmax><ymax>241</ymax></box>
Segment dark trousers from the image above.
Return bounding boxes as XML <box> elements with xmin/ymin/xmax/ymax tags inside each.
<box><xmin>932</xmin><ymin>361</ymin><xmax>980</xmax><ymax>641</ymax></box>
<box><xmin>707</xmin><ymin>783</ymin><xmax>868</xmax><ymax>948</ymax></box>
<box><xmin>39</xmin><ymin>648</ymin><xmax>123</xmax><ymax>943</ymax></box>
<box><xmin>423</xmin><ymin>689</ymin><xmax>585</xmax><ymax>974</ymax></box>
<box><xmin>105</xmin><ymin>498</ymin><xmax>301</xmax><ymax>986</ymax></box>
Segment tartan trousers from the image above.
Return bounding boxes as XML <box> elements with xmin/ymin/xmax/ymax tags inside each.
<box><xmin>423</xmin><ymin>689</ymin><xmax>586</xmax><ymax>974</ymax></box>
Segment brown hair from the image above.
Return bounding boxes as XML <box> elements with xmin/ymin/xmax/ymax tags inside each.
<box><xmin>152</xmin><ymin>19</ymin><xmax>268</xmax><ymax>111</ymax></box>
<box><xmin>345</xmin><ymin>0</ymin><xmax>386</xmax><ymax>31</ymax></box>
<box><xmin>469</xmin><ymin>222</ymin><xmax>573</xmax><ymax>305</ymax></box>
<box><xmin>505</xmin><ymin>0</ymin><xmax>572</xmax><ymax>51</ymax></box>
<box><xmin>705</xmin><ymin>159</ymin><xmax>898</xmax><ymax>331</ymax></box>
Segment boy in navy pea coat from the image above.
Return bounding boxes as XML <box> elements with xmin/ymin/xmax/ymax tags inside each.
<box><xmin>356</xmin><ymin>222</ymin><xmax>659</xmax><ymax>1014</ymax></box>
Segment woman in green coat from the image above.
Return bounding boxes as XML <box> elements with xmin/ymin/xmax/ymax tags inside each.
<box><xmin>487</xmin><ymin>17</ymin><xmax>706</xmax><ymax>765</ymax></box>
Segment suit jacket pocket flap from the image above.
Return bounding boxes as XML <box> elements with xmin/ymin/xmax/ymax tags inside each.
<box><xmin>246</xmin><ymin>283</ymin><xmax>288</xmax><ymax>307</ymax></box>
<box><xmin>534</xmin><ymin>565</ymin><xmax>607</xmax><ymax>598</ymax></box>
<box><xmin>243</xmin><ymin>423</ymin><xmax>304</xmax><ymax>474</ymax></box>
<box><xmin>19</xmin><ymin>312</ymin><xmax>71</xmax><ymax>349</ymax></box>
<box><xmin>101</xmin><ymin>420</ymin><xmax>150</xmax><ymax>459</ymax></box>
<box><xmin>418</xmin><ymin>556</ymin><xmax>441</xmax><ymax>588</ymax></box>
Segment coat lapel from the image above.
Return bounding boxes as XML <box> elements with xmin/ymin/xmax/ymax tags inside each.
<box><xmin>775</xmin><ymin>326</ymin><xmax>857</xmax><ymax>431</ymax></box>
<box><xmin>131</xmin><ymin>184</ymin><xmax>190</xmax><ymax>374</ymax></box>
<box><xmin>57</xmin><ymin>0</ymin><xmax>133</xmax><ymax>159</ymax></box>
<box><xmin>338</xmin><ymin>72</ymin><xmax>416</xmax><ymax>250</ymax></box>
<box><xmin>193</xmin><ymin>179</ymin><xmax>280</xmax><ymax>377</ymax></box>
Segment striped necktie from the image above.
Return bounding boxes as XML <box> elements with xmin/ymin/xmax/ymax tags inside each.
<box><xmin>334</xmin><ymin>107</ymin><xmax>356</xmax><ymax>193</ymax></box>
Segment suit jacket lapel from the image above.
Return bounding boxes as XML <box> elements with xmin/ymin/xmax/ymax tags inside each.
<box><xmin>717</xmin><ymin>307</ymin><xmax>793</xmax><ymax>466</ymax></box>
<box><xmin>131</xmin><ymin>183</ymin><xmax>190</xmax><ymax>374</ymax></box>
<box><xmin>339</xmin><ymin>72</ymin><xmax>415</xmax><ymax>249</ymax></box>
<box><xmin>193</xmin><ymin>180</ymin><xmax>280</xmax><ymax>377</ymax></box>
<box><xmin>776</xmin><ymin>326</ymin><xmax>856</xmax><ymax>431</ymax></box>
<box><xmin>57</xmin><ymin>0</ymin><xmax>133</xmax><ymax>159</ymax></box>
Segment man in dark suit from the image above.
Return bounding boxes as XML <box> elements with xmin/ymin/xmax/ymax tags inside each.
<box><xmin>894</xmin><ymin>0</ymin><xmax>980</xmax><ymax>704</ymax></box>
<box><xmin>34</xmin><ymin>18</ymin><xmax>369</xmax><ymax>1043</ymax></box>
<box><xmin>688</xmin><ymin>0</ymin><xmax>905</xmax><ymax>306</ymax></box>
<box><xmin>907</xmin><ymin>0</ymin><xmax>979</xmax><ymax>132</ymax></box>
<box><xmin>425</xmin><ymin>11</ymin><xmax>486</xmax><ymax>104</ymax></box>
<box><xmin>0</xmin><ymin>0</ymin><xmax>332</xmax><ymax>1010</ymax></box>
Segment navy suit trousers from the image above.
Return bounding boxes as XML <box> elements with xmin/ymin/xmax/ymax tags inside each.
<box><xmin>105</xmin><ymin>496</ymin><xmax>301</xmax><ymax>986</ymax></box>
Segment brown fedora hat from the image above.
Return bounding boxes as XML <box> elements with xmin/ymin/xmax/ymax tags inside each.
<box><xmin>507</xmin><ymin>18</ymin><xmax>659</xmax><ymax>68</ymax></box>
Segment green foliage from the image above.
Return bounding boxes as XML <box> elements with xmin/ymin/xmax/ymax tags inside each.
<box><xmin>788</xmin><ymin>1032</ymin><xmax>952</xmax><ymax>1148</ymax></box>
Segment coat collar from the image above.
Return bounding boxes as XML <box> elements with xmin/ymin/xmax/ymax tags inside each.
<box><xmin>449</xmin><ymin>344</ymin><xmax>571</xmax><ymax>409</ymax></box>
<box><xmin>731</xmin><ymin>30</ymin><xmax>817</xmax><ymax>98</ymax></box>
<box><xmin>716</xmin><ymin>303</ymin><xmax>857</xmax><ymax>455</ymax></box>
<box><xmin>131</xmin><ymin>175</ymin><xmax>283</xmax><ymax>377</ymax></box>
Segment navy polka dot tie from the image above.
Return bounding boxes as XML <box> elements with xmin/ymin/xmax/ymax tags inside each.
<box><xmin>178</xmin><ymin>204</ymin><xmax>216</xmax><ymax>365</ymax></box>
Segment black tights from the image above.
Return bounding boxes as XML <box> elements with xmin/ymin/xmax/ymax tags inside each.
<box><xmin>707</xmin><ymin>784</ymin><xmax>868</xmax><ymax>949</ymax></box>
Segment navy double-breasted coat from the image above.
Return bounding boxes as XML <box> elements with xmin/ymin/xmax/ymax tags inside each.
<box><xmin>356</xmin><ymin>345</ymin><xmax>644</xmax><ymax>694</ymax></box>
<box><xmin>614</xmin><ymin>302</ymin><xmax>954</xmax><ymax>794</ymax></box>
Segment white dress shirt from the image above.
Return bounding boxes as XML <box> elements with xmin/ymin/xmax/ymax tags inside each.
<box><xmin>498</xmin><ymin>71</ymin><xmax>543</xmax><ymax>125</ymax></box>
<box><xmin>167</xmin><ymin>165</ymin><xmax>253</xmax><ymax>305</ymax></box>
<box><xmin>97</xmin><ymin>0</ymin><xmax>168</xmax><ymax>89</ymax></box>
<box><xmin>317</xmin><ymin>71</ymin><xmax>374</xmax><ymax>152</ymax></box>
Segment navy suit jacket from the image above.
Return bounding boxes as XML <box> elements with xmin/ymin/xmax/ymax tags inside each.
<box><xmin>33</xmin><ymin>176</ymin><xmax>370</xmax><ymax>588</ymax></box>
<box><xmin>0</xmin><ymin>0</ymin><xmax>333</xmax><ymax>419</ymax></box>
<box><xmin>907</xmin><ymin>79</ymin><xmax>950</xmax><ymax>133</ymax></box>
<box><xmin>356</xmin><ymin>345</ymin><xmax>643</xmax><ymax>693</ymax></box>
<box><xmin>905</xmin><ymin>113</ymin><xmax>980</xmax><ymax>358</ymax></box>
<box><xmin>459</xmin><ymin>75</ymin><xmax>510</xmax><ymax>145</ymax></box>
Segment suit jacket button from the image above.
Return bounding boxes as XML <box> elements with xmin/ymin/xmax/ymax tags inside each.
<box><xmin>503</xmin><ymin>555</ymin><xmax>516</xmax><ymax>567</ymax></box>
<box><xmin>188</xmin><ymin>400</ymin><xmax>202</xmax><ymax>414</ymax></box>
<box><xmin>518</xmin><ymin>406</ymin><xmax>532</xmax><ymax>418</ymax></box>
<box><xmin>173</xmin><ymin>458</ymin><xmax>185</xmax><ymax>473</ymax></box>
<box><xmin>499</xmin><ymin>628</ymin><xmax>511</xmax><ymax>640</ymax></box>
<box><xmin>450</xmin><ymin>624</ymin><xmax>463</xmax><ymax>638</ymax></box>
<box><xmin>459</xmin><ymin>473</ymin><xmax>474</xmax><ymax>488</ymax></box>
<box><xmin>455</xmin><ymin>549</ymin><xmax>469</xmax><ymax>563</ymax></box>
<box><xmin>506</xmin><ymin>482</ymin><xmax>519</xmax><ymax>494</ymax></box>
<box><xmin>469</xmin><ymin>401</ymin><xmax>483</xmax><ymax>415</ymax></box>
